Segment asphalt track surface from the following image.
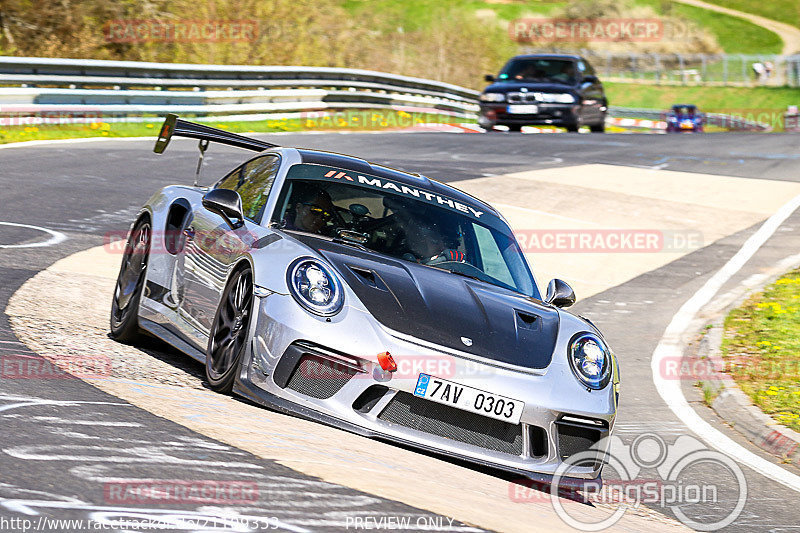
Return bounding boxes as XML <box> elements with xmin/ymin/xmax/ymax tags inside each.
<box><xmin>1</xmin><ymin>131</ymin><xmax>799</xmax><ymax>532</ymax></box>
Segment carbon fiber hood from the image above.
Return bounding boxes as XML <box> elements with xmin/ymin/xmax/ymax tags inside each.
<box><xmin>303</xmin><ymin>237</ymin><xmax>559</xmax><ymax>369</ymax></box>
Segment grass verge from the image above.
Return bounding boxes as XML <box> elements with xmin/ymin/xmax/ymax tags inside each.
<box><xmin>722</xmin><ymin>268</ymin><xmax>800</xmax><ymax>432</ymax></box>
<box><xmin>699</xmin><ymin>0</ymin><xmax>800</xmax><ymax>30</ymax></box>
<box><xmin>606</xmin><ymin>82</ymin><xmax>800</xmax><ymax>130</ymax></box>
<box><xmin>637</xmin><ymin>0</ymin><xmax>783</xmax><ymax>54</ymax></box>
<box><xmin>342</xmin><ymin>0</ymin><xmax>782</xmax><ymax>55</ymax></box>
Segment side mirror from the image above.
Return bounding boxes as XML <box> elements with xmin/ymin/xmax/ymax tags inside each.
<box><xmin>582</xmin><ymin>75</ymin><xmax>599</xmax><ymax>84</ymax></box>
<box><xmin>545</xmin><ymin>279</ymin><xmax>576</xmax><ymax>308</ymax></box>
<box><xmin>202</xmin><ymin>188</ymin><xmax>244</xmax><ymax>229</ymax></box>
<box><xmin>484</xmin><ymin>74</ymin><xmax>495</xmax><ymax>82</ymax></box>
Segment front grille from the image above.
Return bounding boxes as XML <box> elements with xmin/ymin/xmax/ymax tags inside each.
<box><xmin>285</xmin><ymin>354</ymin><xmax>357</xmax><ymax>399</ymax></box>
<box><xmin>507</xmin><ymin>92</ymin><xmax>539</xmax><ymax>103</ymax></box>
<box><xmin>378</xmin><ymin>392</ymin><xmax>523</xmax><ymax>456</ymax></box>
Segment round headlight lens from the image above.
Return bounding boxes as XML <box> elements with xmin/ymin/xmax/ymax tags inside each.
<box><xmin>288</xmin><ymin>258</ymin><xmax>343</xmax><ymax>316</ymax></box>
<box><xmin>569</xmin><ymin>333</ymin><xmax>612</xmax><ymax>390</ymax></box>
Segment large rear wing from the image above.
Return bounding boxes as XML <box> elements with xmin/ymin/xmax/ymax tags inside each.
<box><xmin>153</xmin><ymin>113</ymin><xmax>278</xmax><ymax>154</ymax></box>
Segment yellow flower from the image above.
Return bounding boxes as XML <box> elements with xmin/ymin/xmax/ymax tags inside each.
<box><xmin>146</xmin><ymin>124</ymin><xmax>154</xmax><ymax>128</ymax></box>
<box><xmin>89</xmin><ymin>122</ymin><xmax>100</xmax><ymax>130</ymax></box>
<box><xmin>100</xmin><ymin>123</ymin><xmax>111</xmax><ymax>131</ymax></box>
<box><xmin>766</xmin><ymin>390</ymin><xmax>778</xmax><ymax>395</ymax></box>
<box><xmin>101</xmin><ymin>131</ymin><xmax>109</xmax><ymax>136</ymax></box>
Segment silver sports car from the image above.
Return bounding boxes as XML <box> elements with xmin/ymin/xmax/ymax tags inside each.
<box><xmin>111</xmin><ymin>114</ymin><xmax>619</xmax><ymax>485</ymax></box>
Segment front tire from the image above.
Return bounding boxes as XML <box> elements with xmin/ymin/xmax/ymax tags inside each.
<box><xmin>206</xmin><ymin>266</ymin><xmax>254</xmax><ymax>393</ymax></box>
<box><xmin>590</xmin><ymin>118</ymin><xmax>606</xmax><ymax>133</ymax></box>
<box><xmin>110</xmin><ymin>219</ymin><xmax>151</xmax><ymax>343</ymax></box>
<box><xmin>507</xmin><ymin>124</ymin><xmax>523</xmax><ymax>132</ymax></box>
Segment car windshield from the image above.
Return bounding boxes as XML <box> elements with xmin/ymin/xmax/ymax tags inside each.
<box><xmin>271</xmin><ymin>163</ymin><xmax>538</xmax><ymax>297</ymax></box>
<box><xmin>673</xmin><ymin>106</ymin><xmax>696</xmax><ymax>115</ymax></box>
<box><xmin>498</xmin><ymin>59</ymin><xmax>576</xmax><ymax>84</ymax></box>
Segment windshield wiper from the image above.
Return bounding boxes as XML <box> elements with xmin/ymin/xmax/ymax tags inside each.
<box><xmin>429</xmin><ymin>266</ymin><xmax>483</xmax><ymax>282</ymax></box>
<box><xmin>331</xmin><ymin>237</ymin><xmax>368</xmax><ymax>252</ymax></box>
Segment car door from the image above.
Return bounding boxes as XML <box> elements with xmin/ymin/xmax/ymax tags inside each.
<box><xmin>179</xmin><ymin>154</ymin><xmax>281</xmax><ymax>337</ymax></box>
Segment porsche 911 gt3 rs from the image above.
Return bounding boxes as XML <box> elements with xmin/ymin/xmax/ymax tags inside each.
<box><xmin>110</xmin><ymin>114</ymin><xmax>619</xmax><ymax>484</ymax></box>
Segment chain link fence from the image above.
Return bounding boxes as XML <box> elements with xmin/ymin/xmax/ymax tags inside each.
<box><xmin>523</xmin><ymin>48</ymin><xmax>800</xmax><ymax>87</ymax></box>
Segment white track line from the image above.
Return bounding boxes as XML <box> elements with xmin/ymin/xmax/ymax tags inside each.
<box><xmin>0</xmin><ymin>222</ymin><xmax>66</xmax><ymax>249</ymax></box>
<box><xmin>0</xmin><ymin>137</ymin><xmax>154</xmax><ymax>150</ymax></box>
<box><xmin>651</xmin><ymin>192</ymin><xmax>800</xmax><ymax>493</ymax></box>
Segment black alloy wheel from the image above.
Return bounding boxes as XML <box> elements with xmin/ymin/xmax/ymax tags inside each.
<box><xmin>206</xmin><ymin>266</ymin><xmax>254</xmax><ymax>392</ymax></box>
<box><xmin>110</xmin><ymin>220</ymin><xmax>151</xmax><ymax>343</ymax></box>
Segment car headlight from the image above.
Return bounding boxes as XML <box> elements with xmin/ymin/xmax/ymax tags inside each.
<box><xmin>539</xmin><ymin>93</ymin><xmax>576</xmax><ymax>104</ymax></box>
<box><xmin>287</xmin><ymin>258</ymin><xmax>344</xmax><ymax>316</ymax></box>
<box><xmin>479</xmin><ymin>92</ymin><xmax>505</xmax><ymax>102</ymax></box>
<box><xmin>568</xmin><ymin>333</ymin><xmax>612</xmax><ymax>390</ymax></box>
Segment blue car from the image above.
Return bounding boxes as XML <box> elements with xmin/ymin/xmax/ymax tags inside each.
<box><xmin>666</xmin><ymin>104</ymin><xmax>704</xmax><ymax>133</ymax></box>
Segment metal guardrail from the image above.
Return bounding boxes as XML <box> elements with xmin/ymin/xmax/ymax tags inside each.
<box><xmin>609</xmin><ymin>106</ymin><xmax>772</xmax><ymax>132</ymax></box>
<box><xmin>0</xmin><ymin>56</ymin><xmax>776</xmax><ymax>132</ymax></box>
<box><xmin>0</xmin><ymin>56</ymin><xmax>479</xmax><ymax>117</ymax></box>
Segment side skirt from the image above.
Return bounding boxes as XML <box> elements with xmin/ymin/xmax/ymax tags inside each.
<box><xmin>139</xmin><ymin>317</ymin><xmax>207</xmax><ymax>363</ymax></box>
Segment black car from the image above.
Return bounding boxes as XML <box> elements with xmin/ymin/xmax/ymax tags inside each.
<box><xmin>478</xmin><ymin>54</ymin><xmax>607</xmax><ymax>133</ymax></box>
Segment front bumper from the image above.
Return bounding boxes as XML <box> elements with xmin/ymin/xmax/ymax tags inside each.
<box><xmin>235</xmin><ymin>292</ymin><xmax>616</xmax><ymax>483</ymax></box>
<box><xmin>479</xmin><ymin>103</ymin><xmax>579</xmax><ymax>128</ymax></box>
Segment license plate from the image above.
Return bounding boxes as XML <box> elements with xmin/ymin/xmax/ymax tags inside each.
<box><xmin>413</xmin><ymin>374</ymin><xmax>523</xmax><ymax>424</ymax></box>
<box><xmin>680</xmin><ymin>122</ymin><xmax>694</xmax><ymax>129</ymax></box>
<box><xmin>507</xmin><ymin>104</ymin><xmax>538</xmax><ymax>114</ymax></box>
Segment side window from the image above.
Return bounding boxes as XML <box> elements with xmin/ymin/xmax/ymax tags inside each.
<box><xmin>216</xmin><ymin>165</ymin><xmax>244</xmax><ymax>190</ymax></box>
<box><xmin>216</xmin><ymin>155</ymin><xmax>281</xmax><ymax>222</ymax></box>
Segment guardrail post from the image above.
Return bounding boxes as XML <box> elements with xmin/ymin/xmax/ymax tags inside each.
<box><xmin>701</xmin><ymin>55</ymin><xmax>707</xmax><ymax>83</ymax></box>
<box><xmin>723</xmin><ymin>55</ymin><xmax>728</xmax><ymax>85</ymax></box>
<box><xmin>741</xmin><ymin>55</ymin><xmax>747</xmax><ymax>85</ymax></box>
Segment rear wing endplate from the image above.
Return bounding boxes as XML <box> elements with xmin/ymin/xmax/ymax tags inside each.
<box><xmin>153</xmin><ymin>113</ymin><xmax>279</xmax><ymax>154</ymax></box>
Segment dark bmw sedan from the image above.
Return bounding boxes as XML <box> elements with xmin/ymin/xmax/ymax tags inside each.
<box><xmin>479</xmin><ymin>54</ymin><xmax>607</xmax><ymax>133</ymax></box>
